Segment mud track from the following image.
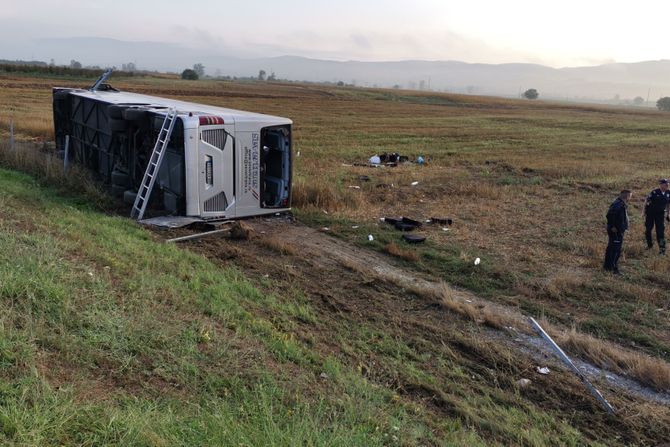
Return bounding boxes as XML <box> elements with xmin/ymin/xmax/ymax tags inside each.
<box><xmin>156</xmin><ymin>215</ymin><xmax>670</xmax><ymax>443</ymax></box>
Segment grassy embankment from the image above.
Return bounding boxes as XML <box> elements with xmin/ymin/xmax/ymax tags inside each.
<box><xmin>5</xmin><ymin>155</ymin><xmax>661</xmax><ymax>445</ymax></box>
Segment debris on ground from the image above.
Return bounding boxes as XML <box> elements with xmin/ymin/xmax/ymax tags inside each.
<box><xmin>536</xmin><ymin>366</ymin><xmax>551</xmax><ymax>375</ymax></box>
<box><xmin>516</xmin><ymin>378</ymin><xmax>532</xmax><ymax>388</ymax></box>
<box><xmin>474</xmin><ymin>257</ymin><xmax>481</xmax><ymax>265</ymax></box>
<box><xmin>429</xmin><ymin>217</ymin><xmax>454</xmax><ymax>226</ymax></box>
<box><xmin>402</xmin><ymin>234</ymin><xmax>426</xmax><ymax>244</ymax></box>
<box><xmin>229</xmin><ymin>221</ymin><xmax>253</xmax><ymax>240</ymax></box>
<box><xmin>358</xmin><ymin>175</ymin><xmax>371</xmax><ymax>182</ymax></box>
<box><xmin>368</xmin><ymin>234</ymin><xmax>375</xmax><ymax>241</ymax></box>
<box><xmin>411</xmin><ymin>181</ymin><xmax>419</xmax><ymax>186</ymax></box>
<box><xmin>382</xmin><ymin>217</ymin><xmax>423</xmax><ymax>232</ymax></box>
<box><xmin>348</xmin><ymin>185</ymin><xmax>361</xmax><ymax>189</ymax></box>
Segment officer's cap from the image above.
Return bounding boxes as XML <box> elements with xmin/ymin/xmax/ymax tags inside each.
<box><xmin>660</xmin><ymin>178</ymin><xmax>669</xmax><ymax>184</ymax></box>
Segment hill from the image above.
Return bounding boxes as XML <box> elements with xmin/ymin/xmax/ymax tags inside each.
<box><xmin>5</xmin><ymin>36</ymin><xmax>670</xmax><ymax>100</ymax></box>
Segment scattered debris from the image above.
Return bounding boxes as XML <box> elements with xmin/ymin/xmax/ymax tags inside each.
<box><xmin>358</xmin><ymin>175</ymin><xmax>371</xmax><ymax>182</ymax></box>
<box><xmin>474</xmin><ymin>258</ymin><xmax>481</xmax><ymax>265</ymax></box>
<box><xmin>516</xmin><ymin>378</ymin><xmax>532</xmax><ymax>388</ymax></box>
<box><xmin>384</xmin><ymin>217</ymin><xmax>423</xmax><ymax>232</ymax></box>
<box><xmin>430</xmin><ymin>217</ymin><xmax>454</xmax><ymax>226</ymax></box>
<box><xmin>348</xmin><ymin>185</ymin><xmax>361</xmax><ymax>189</ymax></box>
<box><xmin>369</xmin><ymin>155</ymin><xmax>381</xmax><ymax>164</ymax></box>
<box><xmin>322</xmin><ymin>227</ymin><xmax>330</xmax><ymax>231</ymax></box>
<box><xmin>442</xmin><ymin>227</ymin><xmax>450</xmax><ymax>232</ymax></box>
<box><xmin>368</xmin><ymin>234</ymin><xmax>375</xmax><ymax>241</ymax></box>
<box><xmin>322</xmin><ymin>210</ymin><xmax>329</xmax><ymax>214</ymax></box>
<box><xmin>536</xmin><ymin>366</ymin><xmax>551</xmax><ymax>375</ymax></box>
<box><xmin>402</xmin><ymin>234</ymin><xmax>426</xmax><ymax>244</ymax></box>
<box><xmin>376</xmin><ymin>183</ymin><xmax>394</xmax><ymax>188</ymax></box>
<box><xmin>319</xmin><ymin>372</ymin><xmax>329</xmax><ymax>380</ymax></box>
<box><xmin>296</xmin><ymin>151</ymin><xmax>301</xmax><ymax>157</ymax></box>
<box><xmin>351</xmin><ymin>225</ymin><xmax>359</xmax><ymax>229</ymax></box>
<box><xmin>229</xmin><ymin>222</ymin><xmax>253</xmax><ymax>240</ymax></box>
<box><xmin>416</xmin><ymin>155</ymin><xmax>425</xmax><ymax>165</ymax></box>
<box><xmin>411</xmin><ymin>181</ymin><xmax>419</xmax><ymax>186</ymax></box>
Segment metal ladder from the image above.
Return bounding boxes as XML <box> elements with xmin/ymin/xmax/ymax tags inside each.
<box><xmin>130</xmin><ymin>108</ymin><xmax>178</xmax><ymax>220</ymax></box>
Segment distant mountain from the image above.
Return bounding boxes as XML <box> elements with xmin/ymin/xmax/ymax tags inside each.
<box><xmin>4</xmin><ymin>36</ymin><xmax>670</xmax><ymax>102</ymax></box>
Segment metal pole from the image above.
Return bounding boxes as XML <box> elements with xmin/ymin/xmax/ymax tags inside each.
<box><xmin>165</xmin><ymin>227</ymin><xmax>231</xmax><ymax>243</ymax></box>
<box><xmin>529</xmin><ymin>317</ymin><xmax>616</xmax><ymax>415</ymax></box>
<box><xmin>63</xmin><ymin>135</ymin><xmax>70</xmax><ymax>172</ymax></box>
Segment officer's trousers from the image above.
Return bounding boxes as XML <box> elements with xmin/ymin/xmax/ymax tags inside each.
<box><xmin>645</xmin><ymin>212</ymin><xmax>666</xmax><ymax>252</ymax></box>
<box><xmin>604</xmin><ymin>230</ymin><xmax>624</xmax><ymax>272</ymax></box>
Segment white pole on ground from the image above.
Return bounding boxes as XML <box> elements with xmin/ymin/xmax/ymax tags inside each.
<box><xmin>528</xmin><ymin>317</ymin><xmax>616</xmax><ymax>415</ymax></box>
<box><xmin>63</xmin><ymin>135</ymin><xmax>70</xmax><ymax>172</ymax></box>
<box><xmin>9</xmin><ymin>120</ymin><xmax>14</xmax><ymax>151</ymax></box>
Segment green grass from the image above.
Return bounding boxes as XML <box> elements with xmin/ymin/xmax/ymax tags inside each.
<box><xmin>2</xmin><ymin>167</ymin><xmax>664</xmax><ymax>445</ymax></box>
<box><xmin>0</xmin><ymin>168</ymin><xmax>449</xmax><ymax>446</ymax></box>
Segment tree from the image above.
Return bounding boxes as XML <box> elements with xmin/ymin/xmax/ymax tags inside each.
<box><xmin>181</xmin><ymin>68</ymin><xmax>199</xmax><ymax>80</ymax></box>
<box><xmin>267</xmin><ymin>71</ymin><xmax>276</xmax><ymax>81</ymax></box>
<box><xmin>523</xmin><ymin>88</ymin><xmax>539</xmax><ymax>100</ymax></box>
<box><xmin>70</xmin><ymin>59</ymin><xmax>82</xmax><ymax>69</ymax></box>
<box><xmin>633</xmin><ymin>96</ymin><xmax>644</xmax><ymax>106</ymax></box>
<box><xmin>657</xmin><ymin>97</ymin><xmax>670</xmax><ymax>111</ymax></box>
<box><xmin>193</xmin><ymin>63</ymin><xmax>205</xmax><ymax>78</ymax></box>
<box><xmin>258</xmin><ymin>70</ymin><xmax>266</xmax><ymax>81</ymax></box>
<box><xmin>122</xmin><ymin>62</ymin><xmax>137</xmax><ymax>72</ymax></box>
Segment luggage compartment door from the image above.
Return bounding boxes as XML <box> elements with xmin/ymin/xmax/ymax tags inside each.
<box><xmin>198</xmin><ymin>125</ymin><xmax>235</xmax><ymax>217</ymax></box>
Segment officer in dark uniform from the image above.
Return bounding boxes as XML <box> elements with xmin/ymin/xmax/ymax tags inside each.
<box><xmin>643</xmin><ymin>179</ymin><xmax>670</xmax><ymax>255</ymax></box>
<box><xmin>604</xmin><ymin>190</ymin><xmax>631</xmax><ymax>274</ymax></box>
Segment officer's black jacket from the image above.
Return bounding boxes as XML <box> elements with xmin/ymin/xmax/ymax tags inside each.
<box><xmin>606</xmin><ymin>197</ymin><xmax>629</xmax><ymax>232</ymax></box>
<box><xmin>645</xmin><ymin>188</ymin><xmax>670</xmax><ymax>215</ymax></box>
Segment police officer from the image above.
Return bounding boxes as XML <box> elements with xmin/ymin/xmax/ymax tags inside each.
<box><xmin>604</xmin><ymin>190</ymin><xmax>631</xmax><ymax>274</ymax></box>
<box><xmin>643</xmin><ymin>179</ymin><xmax>670</xmax><ymax>255</ymax></box>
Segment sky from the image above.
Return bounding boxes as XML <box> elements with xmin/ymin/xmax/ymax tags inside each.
<box><xmin>1</xmin><ymin>0</ymin><xmax>670</xmax><ymax>68</ymax></box>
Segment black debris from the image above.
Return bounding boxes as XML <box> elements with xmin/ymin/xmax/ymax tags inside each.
<box><xmin>402</xmin><ymin>234</ymin><xmax>426</xmax><ymax>243</ymax></box>
<box><xmin>430</xmin><ymin>217</ymin><xmax>453</xmax><ymax>226</ymax></box>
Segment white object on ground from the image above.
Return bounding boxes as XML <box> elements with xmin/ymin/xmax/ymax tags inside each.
<box><xmin>369</xmin><ymin>155</ymin><xmax>381</xmax><ymax>164</ymax></box>
<box><xmin>348</xmin><ymin>185</ymin><xmax>361</xmax><ymax>189</ymax></box>
<box><xmin>352</xmin><ymin>225</ymin><xmax>359</xmax><ymax>229</ymax></box>
<box><xmin>536</xmin><ymin>366</ymin><xmax>550</xmax><ymax>375</ymax></box>
<box><xmin>516</xmin><ymin>378</ymin><xmax>532</xmax><ymax>388</ymax></box>
<box><xmin>442</xmin><ymin>227</ymin><xmax>450</xmax><ymax>232</ymax></box>
<box><xmin>474</xmin><ymin>257</ymin><xmax>481</xmax><ymax>265</ymax></box>
<box><xmin>411</xmin><ymin>181</ymin><xmax>419</xmax><ymax>186</ymax></box>
<box><xmin>368</xmin><ymin>234</ymin><xmax>374</xmax><ymax>241</ymax></box>
<box><xmin>322</xmin><ymin>227</ymin><xmax>330</xmax><ymax>231</ymax></box>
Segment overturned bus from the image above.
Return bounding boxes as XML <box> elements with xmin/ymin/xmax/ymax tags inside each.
<box><xmin>52</xmin><ymin>83</ymin><xmax>292</xmax><ymax>220</ymax></box>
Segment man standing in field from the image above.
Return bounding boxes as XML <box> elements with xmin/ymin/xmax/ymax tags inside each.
<box><xmin>604</xmin><ymin>190</ymin><xmax>631</xmax><ymax>274</ymax></box>
<box><xmin>642</xmin><ymin>179</ymin><xmax>670</xmax><ymax>255</ymax></box>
